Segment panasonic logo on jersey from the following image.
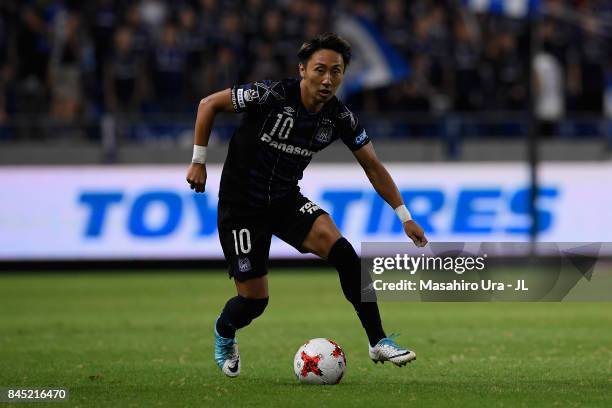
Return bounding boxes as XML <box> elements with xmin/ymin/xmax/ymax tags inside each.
<box><xmin>261</xmin><ymin>134</ymin><xmax>314</xmax><ymax>157</ymax></box>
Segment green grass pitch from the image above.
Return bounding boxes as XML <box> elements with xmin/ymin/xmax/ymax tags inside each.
<box><xmin>1</xmin><ymin>270</ymin><xmax>611</xmax><ymax>407</ymax></box>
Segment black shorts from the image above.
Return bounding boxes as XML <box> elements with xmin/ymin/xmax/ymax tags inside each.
<box><xmin>217</xmin><ymin>192</ymin><xmax>328</xmax><ymax>282</ymax></box>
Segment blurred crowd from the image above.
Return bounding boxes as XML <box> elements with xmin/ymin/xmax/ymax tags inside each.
<box><xmin>0</xmin><ymin>0</ymin><xmax>611</xmax><ymax>129</ymax></box>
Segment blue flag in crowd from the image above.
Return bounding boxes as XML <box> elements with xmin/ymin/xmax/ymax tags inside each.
<box><xmin>334</xmin><ymin>15</ymin><xmax>410</xmax><ymax>98</ymax></box>
<box><xmin>461</xmin><ymin>0</ymin><xmax>541</xmax><ymax>18</ymax></box>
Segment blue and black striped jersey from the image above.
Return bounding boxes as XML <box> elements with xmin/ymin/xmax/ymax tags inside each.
<box><xmin>219</xmin><ymin>78</ymin><xmax>370</xmax><ymax>207</ymax></box>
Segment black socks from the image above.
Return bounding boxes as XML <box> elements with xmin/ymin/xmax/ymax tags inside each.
<box><xmin>327</xmin><ymin>237</ymin><xmax>386</xmax><ymax>346</ymax></box>
<box><xmin>216</xmin><ymin>238</ymin><xmax>385</xmax><ymax>346</ymax></box>
<box><xmin>216</xmin><ymin>295</ymin><xmax>269</xmax><ymax>339</ymax></box>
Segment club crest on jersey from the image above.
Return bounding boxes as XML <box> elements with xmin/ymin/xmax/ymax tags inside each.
<box><xmin>315</xmin><ymin>127</ymin><xmax>332</xmax><ymax>144</ymax></box>
<box><xmin>244</xmin><ymin>88</ymin><xmax>258</xmax><ymax>102</ymax></box>
<box><xmin>238</xmin><ymin>257</ymin><xmax>252</xmax><ymax>273</ymax></box>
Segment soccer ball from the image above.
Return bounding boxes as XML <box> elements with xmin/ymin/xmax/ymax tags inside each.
<box><xmin>293</xmin><ymin>338</ymin><xmax>346</xmax><ymax>385</ymax></box>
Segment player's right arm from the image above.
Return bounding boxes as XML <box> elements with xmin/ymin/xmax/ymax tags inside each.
<box><xmin>186</xmin><ymin>89</ymin><xmax>234</xmax><ymax>193</ymax></box>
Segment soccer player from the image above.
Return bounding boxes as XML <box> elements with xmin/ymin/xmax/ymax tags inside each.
<box><xmin>186</xmin><ymin>33</ymin><xmax>428</xmax><ymax>377</ymax></box>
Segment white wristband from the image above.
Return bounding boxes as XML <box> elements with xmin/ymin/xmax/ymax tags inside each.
<box><xmin>192</xmin><ymin>145</ymin><xmax>207</xmax><ymax>164</ymax></box>
<box><xmin>394</xmin><ymin>204</ymin><xmax>412</xmax><ymax>223</ymax></box>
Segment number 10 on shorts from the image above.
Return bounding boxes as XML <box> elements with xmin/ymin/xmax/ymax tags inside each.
<box><xmin>232</xmin><ymin>229</ymin><xmax>252</xmax><ymax>255</ymax></box>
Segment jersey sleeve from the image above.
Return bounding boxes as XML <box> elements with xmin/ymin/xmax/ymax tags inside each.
<box><xmin>337</xmin><ymin>105</ymin><xmax>370</xmax><ymax>151</ymax></box>
<box><xmin>230</xmin><ymin>79</ymin><xmax>286</xmax><ymax>113</ymax></box>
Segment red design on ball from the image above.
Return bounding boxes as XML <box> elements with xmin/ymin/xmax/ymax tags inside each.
<box><xmin>300</xmin><ymin>351</ymin><xmax>323</xmax><ymax>377</ymax></box>
<box><xmin>327</xmin><ymin>339</ymin><xmax>346</xmax><ymax>364</ymax></box>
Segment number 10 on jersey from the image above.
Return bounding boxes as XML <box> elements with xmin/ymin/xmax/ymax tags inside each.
<box><xmin>232</xmin><ymin>229</ymin><xmax>252</xmax><ymax>255</ymax></box>
<box><xmin>270</xmin><ymin>113</ymin><xmax>293</xmax><ymax>140</ymax></box>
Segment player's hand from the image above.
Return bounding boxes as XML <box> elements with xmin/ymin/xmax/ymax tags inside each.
<box><xmin>186</xmin><ymin>163</ymin><xmax>207</xmax><ymax>193</ymax></box>
<box><xmin>404</xmin><ymin>220</ymin><xmax>428</xmax><ymax>247</ymax></box>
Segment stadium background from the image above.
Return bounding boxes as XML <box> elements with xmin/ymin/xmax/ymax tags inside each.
<box><xmin>1</xmin><ymin>1</ymin><xmax>612</xmax><ymax>407</ymax></box>
<box><xmin>1</xmin><ymin>0</ymin><xmax>611</xmax><ymax>261</ymax></box>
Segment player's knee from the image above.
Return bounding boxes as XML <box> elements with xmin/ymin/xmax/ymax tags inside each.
<box><xmin>235</xmin><ymin>275</ymin><xmax>269</xmax><ymax>298</ymax></box>
<box><xmin>320</xmin><ymin>228</ymin><xmax>341</xmax><ymax>246</ymax></box>
<box><xmin>310</xmin><ymin>226</ymin><xmax>342</xmax><ymax>258</ymax></box>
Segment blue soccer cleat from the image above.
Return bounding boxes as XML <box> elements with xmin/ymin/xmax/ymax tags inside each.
<box><xmin>214</xmin><ymin>318</ymin><xmax>240</xmax><ymax>377</ymax></box>
<box><xmin>368</xmin><ymin>334</ymin><xmax>416</xmax><ymax>367</ymax></box>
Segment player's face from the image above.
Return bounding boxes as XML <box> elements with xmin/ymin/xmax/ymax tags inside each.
<box><xmin>300</xmin><ymin>49</ymin><xmax>345</xmax><ymax>104</ymax></box>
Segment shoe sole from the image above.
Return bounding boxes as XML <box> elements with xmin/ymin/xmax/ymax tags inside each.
<box><xmin>222</xmin><ymin>370</ymin><xmax>240</xmax><ymax>378</ymax></box>
<box><xmin>222</xmin><ymin>360</ymin><xmax>240</xmax><ymax>377</ymax></box>
<box><xmin>372</xmin><ymin>351</ymin><xmax>417</xmax><ymax>367</ymax></box>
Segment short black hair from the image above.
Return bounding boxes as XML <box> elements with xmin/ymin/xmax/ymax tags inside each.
<box><xmin>298</xmin><ymin>32</ymin><xmax>352</xmax><ymax>69</ymax></box>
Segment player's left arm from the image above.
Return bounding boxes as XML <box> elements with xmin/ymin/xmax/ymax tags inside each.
<box><xmin>353</xmin><ymin>143</ymin><xmax>428</xmax><ymax>247</ymax></box>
